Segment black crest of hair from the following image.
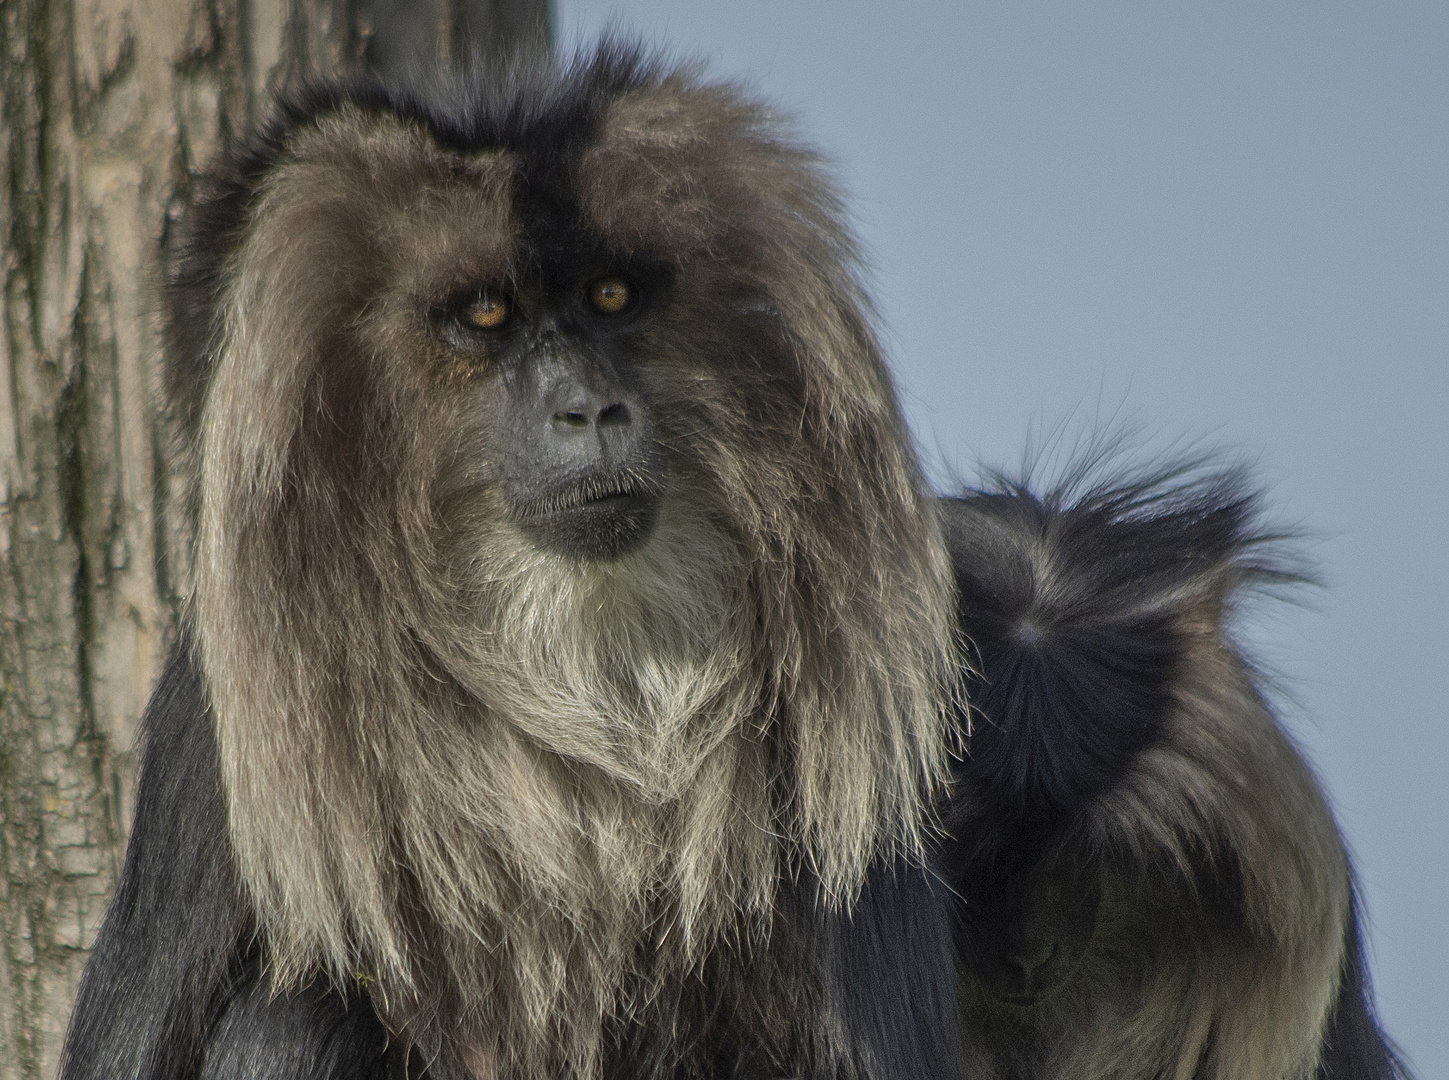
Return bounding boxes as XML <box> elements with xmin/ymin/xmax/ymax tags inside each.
<box><xmin>945</xmin><ymin>461</ymin><xmax>1284</xmax><ymax>832</ymax></box>
<box><xmin>936</xmin><ymin>460</ymin><xmax>1284</xmax><ymax>928</ymax></box>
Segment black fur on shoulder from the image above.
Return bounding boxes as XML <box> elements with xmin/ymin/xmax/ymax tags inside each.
<box><xmin>197</xmin><ymin>954</ymin><xmax>403</xmax><ymax>1080</ymax></box>
<box><xmin>58</xmin><ymin>636</ymin><xmax>406</xmax><ymax>1080</ymax></box>
<box><xmin>59</xmin><ymin>639</ymin><xmax>243</xmax><ymax>1080</ymax></box>
<box><xmin>939</xmin><ymin>459</ymin><xmax>1295</xmax><ymax>836</ymax></box>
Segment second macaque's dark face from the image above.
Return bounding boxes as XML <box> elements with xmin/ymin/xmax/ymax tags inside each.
<box><xmin>960</xmin><ymin>851</ymin><xmax>1100</xmax><ymax>1004</ymax></box>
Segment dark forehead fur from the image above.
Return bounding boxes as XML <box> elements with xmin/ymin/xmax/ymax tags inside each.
<box><xmin>941</xmin><ymin>462</ymin><xmax>1295</xmax><ymax>825</ymax></box>
<box><xmin>165</xmin><ymin>40</ymin><xmax>707</xmax><ymax>437</ymax></box>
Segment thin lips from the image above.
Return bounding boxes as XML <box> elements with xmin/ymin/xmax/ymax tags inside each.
<box><xmin>515</xmin><ymin>474</ymin><xmax>656</xmax><ymax>518</ymax></box>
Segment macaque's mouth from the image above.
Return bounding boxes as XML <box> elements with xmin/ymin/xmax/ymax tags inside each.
<box><xmin>512</xmin><ymin>473</ymin><xmax>664</xmax><ymax>559</ymax></box>
<box><xmin>514</xmin><ymin>472</ymin><xmax>660</xmax><ymax>517</ymax></box>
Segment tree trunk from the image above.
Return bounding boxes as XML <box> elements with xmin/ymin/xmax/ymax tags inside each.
<box><xmin>0</xmin><ymin>1</ymin><xmax>550</xmax><ymax>1075</ymax></box>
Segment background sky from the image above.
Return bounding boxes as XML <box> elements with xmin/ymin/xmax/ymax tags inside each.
<box><xmin>559</xmin><ymin>1</ymin><xmax>1448</xmax><ymax>1071</ymax></box>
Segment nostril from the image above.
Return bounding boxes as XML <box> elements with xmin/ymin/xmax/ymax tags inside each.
<box><xmin>598</xmin><ymin>402</ymin><xmax>631</xmax><ymax>426</ymax></box>
<box><xmin>553</xmin><ymin>409</ymin><xmax>590</xmax><ymax>428</ymax></box>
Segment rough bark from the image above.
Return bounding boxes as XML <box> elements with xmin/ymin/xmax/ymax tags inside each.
<box><xmin>0</xmin><ymin>2</ymin><xmax>550</xmax><ymax>1076</ymax></box>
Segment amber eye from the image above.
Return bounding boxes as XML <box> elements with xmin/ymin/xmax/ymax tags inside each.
<box><xmin>465</xmin><ymin>293</ymin><xmax>510</xmax><ymax>329</ymax></box>
<box><xmin>588</xmin><ymin>277</ymin><xmax>631</xmax><ymax>314</ymax></box>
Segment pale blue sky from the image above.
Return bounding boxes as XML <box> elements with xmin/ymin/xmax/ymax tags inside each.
<box><xmin>559</xmin><ymin>1</ymin><xmax>1449</xmax><ymax>1071</ymax></box>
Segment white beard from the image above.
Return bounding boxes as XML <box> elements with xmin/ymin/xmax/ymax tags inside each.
<box><xmin>439</xmin><ymin>493</ymin><xmax>764</xmax><ymax>801</ymax></box>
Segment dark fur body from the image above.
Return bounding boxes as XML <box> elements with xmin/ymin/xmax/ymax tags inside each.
<box><xmin>939</xmin><ymin>471</ymin><xmax>1407</xmax><ymax>1080</ymax></box>
<box><xmin>61</xmin><ymin>43</ymin><xmax>1403</xmax><ymax>1080</ymax></box>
